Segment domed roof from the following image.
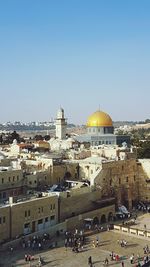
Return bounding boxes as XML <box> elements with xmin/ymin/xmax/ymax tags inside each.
<box><xmin>87</xmin><ymin>110</ymin><xmax>113</xmax><ymax>127</ymax></box>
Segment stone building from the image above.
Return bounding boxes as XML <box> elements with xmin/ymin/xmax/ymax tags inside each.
<box><xmin>67</xmin><ymin>154</ymin><xmax>139</xmax><ymax>210</ymax></box>
<box><xmin>59</xmin><ymin>186</ymin><xmax>115</xmax><ymax>226</ymax></box>
<box><xmin>22</xmin><ymin>157</ymin><xmax>79</xmax><ymax>187</ymax></box>
<box><xmin>0</xmin><ymin>194</ymin><xmax>58</xmax><ymax>242</ymax></box>
<box><xmin>34</xmin><ymin>140</ymin><xmax>50</xmax><ymax>151</ymax></box>
<box><xmin>0</xmin><ymin>167</ymin><xmax>24</xmax><ymax>202</ymax></box>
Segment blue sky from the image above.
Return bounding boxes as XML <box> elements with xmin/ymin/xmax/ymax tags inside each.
<box><xmin>0</xmin><ymin>0</ymin><xmax>150</xmax><ymax>124</ymax></box>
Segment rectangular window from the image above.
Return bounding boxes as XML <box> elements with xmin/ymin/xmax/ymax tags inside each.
<box><xmin>38</xmin><ymin>219</ymin><xmax>43</xmax><ymax>224</ymax></box>
<box><xmin>2</xmin><ymin>178</ymin><xmax>4</xmax><ymax>184</ymax></box>
<box><xmin>50</xmin><ymin>215</ymin><xmax>55</xmax><ymax>221</ymax></box>
<box><xmin>25</xmin><ymin>211</ymin><xmax>27</xmax><ymax>217</ymax></box>
<box><xmin>50</xmin><ymin>204</ymin><xmax>52</xmax><ymax>210</ymax></box>
<box><xmin>45</xmin><ymin>217</ymin><xmax>48</xmax><ymax>222</ymax></box>
<box><xmin>38</xmin><ymin>208</ymin><xmax>40</xmax><ymax>213</ymax></box>
<box><xmin>126</xmin><ymin>177</ymin><xmax>128</xmax><ymax>183</ymax></box>
<box><xmin>3</xmin><ymin>192</ymin><xmax>6</xmax><ymax>198</ymax></box>
<box><xmin>17</xmin><ymin>176</ymin><xmax>19</xmax><ymax>181</ymax></box>
<box><xmin>53</xmin><ymin>204</ymin><xmax>55</xmax><ymax>210</ymax></box>
<box><xmin>28</xmin><ymin>210</ymin><xmax>30</xmax><ymax>217</ymax></box>
<box><xmin>13</xmin><ymin>176</ymin><xmax>15</xmax><ymax>182</ymax></box>
<box><xmin>134</xmin><ymin>175</ymin><xmax>136</xmax><ymax>181</ymax></box>
<box><xmin>45</xmin><ymin>176</ymin><xmax>47</xmax><ymax>180</ymax></box>
<box><xmin>9</xmin><ymin>177</ymin><xmax>11</xmax><ymax>182</ymax></box>
<box><xmin>24</xmin><ymin>223</ymin><xmax>30</xmax><ymax>228</ymax></box>
<box><xmin>0</xmin><ymin>217</ymin><xmax>1</xmax><ymax>224</ymax></box>
<box><xmin>3</xmin><ymin>217</ymin><xmax>5</xmax><ymax>223</ymax></box>
<box><xmin>119</xmin><ymin>178</ymin><xmax>121</xmax><ymax>184</ymax></box>
<box><xmin>41</xmin><ymin>207</ymin><xmax>43</xmax><ymax>212</ymax></box>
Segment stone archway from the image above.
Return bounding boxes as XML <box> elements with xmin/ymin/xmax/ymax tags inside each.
<box><xmin>101</xmin><ymin>214</ymin><xmax>106</xmax><ymax>224</ymax></box>
<box><xmin>108</xmin><ymin>212</ymin><xmax>113</xmax><ymax>222</ymax></box>
<box><xmin>93</xmin><ymin>216</ymin><xmax>99</xmax><ymax>225</ymax></box>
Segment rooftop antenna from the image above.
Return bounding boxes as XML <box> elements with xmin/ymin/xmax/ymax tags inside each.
<box><xmin>98</xmin><ymin>104</ymin><xmax>101</xmax><ymax>111</ymax></box>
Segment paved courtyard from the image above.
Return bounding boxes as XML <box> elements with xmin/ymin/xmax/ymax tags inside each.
<box><xmin>132</xmin><ymin>213</ymin><xmax>150</xmax><ymax>231</ymax></box>
<box><xmin>1</xmin><ymin>213</ymin><xmax>150</xmax><ymax>267</ymax></box>
<box><xmin>1</xmin><ymin>230</ymin><xmax>150</xmax><ymax>267</ymax></box>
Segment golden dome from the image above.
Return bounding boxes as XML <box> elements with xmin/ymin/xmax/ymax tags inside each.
<box><xmin>87</xmin><ymin>110</ymin><xmax>113</xmax><ymax>127</ymax></box>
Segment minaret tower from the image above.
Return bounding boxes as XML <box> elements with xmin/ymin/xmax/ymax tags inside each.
<box><xmin>55</xmin><ymin>108</ymin><xmax>67</xmax><ymax>139</ymax></box>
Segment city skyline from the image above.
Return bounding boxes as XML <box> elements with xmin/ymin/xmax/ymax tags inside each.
<box><xmin>0</xmin><ymin>0</ymin><xmax>150</xmax><ymax>124</ymax></box>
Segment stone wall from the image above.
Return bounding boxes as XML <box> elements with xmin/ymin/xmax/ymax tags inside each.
<box><xmin>0</xmin><ymin>169</ymin><xmax>24</xmax><ymax>201</ymax></box>
<box><xmin>137</xmin><ymin>159</ymin><xmax>150</xmax><ymax>202</ymax></box>
<box><xmin>114</xmin><ymin>224</ymin><xmax>150</xmax><ymax>239</ymax></box>
<box><xmin>0</xmin><ymin>195</ymin><xmax>58</xmax><ymax>242</ymax></box>
<box><xmin>59</xmin><ymin>189</ymin><xmax>102</xmax><ymax>222</ymax></box>
<box><xmin>25</xmin><ymin>162</ymin><xmax>78</xmax><ymax>187</ymax></box>
<box><xmin>11</xmin><ymin>195</ymin><xmax>58</xmax><ymax>239</ymax></box>
<box><xmin>79</xmin><ymin>161</ymin><xmax>101</xmax><ymax>180</ymax></box>
<box><xmin>50</xmin><ymin>162</ymin><xmax>78</xmax><ymax>185</ymax></box>
<box><xmin>0</xmin><ymin>205</ymin><xmax>10</xmax><ymax>242</ymax></box>
<box><xmin>66</xmin><ymin>205</ymin><xmax>115</xmax><ymax>230</ymax></box>
<box><xmin>94</xmin><ymin>159</ymin><xmax>139</xmax><ymax>209</ymax></box>
<box><xmin>0</xmin><ymin>169</ymin><xmax>23</xmax><ymax>187</ymax></box>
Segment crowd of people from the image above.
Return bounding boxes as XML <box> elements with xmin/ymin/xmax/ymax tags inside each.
<box><xmin>21</xmin><ymin>233</ymin><xmax>50</xmax><ymax>251</ymax></box>
<box><xmin>64</xmin><ymin>229</ymin><xmax>86</xmax><ymax>253</ymax></box>
<box><xmin>6</xmin><ymin>221</ymin><xmax>150</xmax><ymax>267</ymax></box>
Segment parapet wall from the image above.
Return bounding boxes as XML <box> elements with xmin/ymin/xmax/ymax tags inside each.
<box><xmin>114</xmin><ymin>224</ymin><xmax>150</xmax><ymax>238</ymax></box>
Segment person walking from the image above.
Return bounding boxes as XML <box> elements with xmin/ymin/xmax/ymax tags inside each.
<box><xmin>121</xmin><ymin>261</ymin><xmax>124</xmax><ymax>267</ymax></box>
<box><xmin>88</xmin><ymin>256</ymin><xmax>92</xmax><ymax>266</ymax></box>
<box><xmin>25</xmin><ymin>254</ymin><xmax>28</xmax><ymax>262</ymax></box>
<box><xmin>130</xmin><ymin>254</ymin><xmax>134</xmax><ymax>264</ymax></box>
<box><xmin>104</xmin><ymin>258</ymin><xmax>109</xmax><ymax>266</ymax></box>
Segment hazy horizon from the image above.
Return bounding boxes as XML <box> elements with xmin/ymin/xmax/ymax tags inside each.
<box><xmin>0</xmin><ymin>0</ymin><xmax>150</xmax><ymax>124</ymax></box>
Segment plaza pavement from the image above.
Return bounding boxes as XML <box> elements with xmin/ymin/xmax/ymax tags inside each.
<box><xmin>1</xmin><ymin>230</ymin><xmax>150</xmax><ymax>267</ymax></box>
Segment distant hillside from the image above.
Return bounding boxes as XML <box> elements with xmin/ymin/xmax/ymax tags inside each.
<box><xmin>113</xmin><ymin>121</ymin><xmax>136</xmax><ymax>127</ymax></box>
<box><xmin>113</xmin><ymin>119</ymin><xmax>150</xmax><ymax>127</ymax></box>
